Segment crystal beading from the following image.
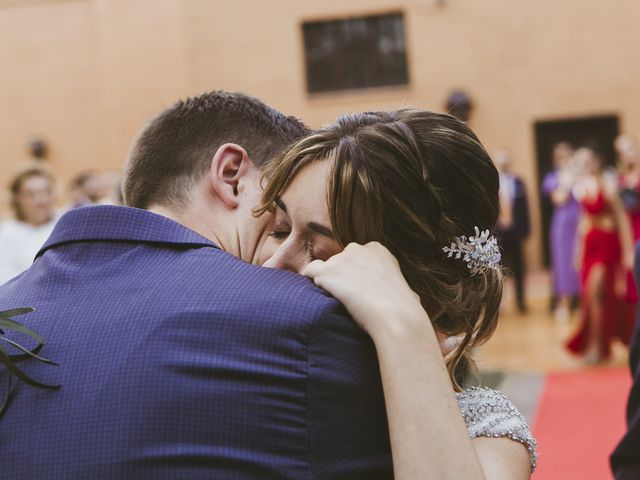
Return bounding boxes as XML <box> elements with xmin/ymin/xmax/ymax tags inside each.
<box><xmin>443</xmin><ymin>227</ymin><xmax>501</xmax><ymax>275</ymax></box>
<box><xmin>456</xmin><ymin>386</ymin><xmax>538</xmax><ymax>471</ymax></box>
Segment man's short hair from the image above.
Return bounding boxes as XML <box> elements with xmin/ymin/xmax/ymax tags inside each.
<box><xmin>123</xmin><ymin>91</ymin><xmax>309</xmax><ymax>209</ymax></box>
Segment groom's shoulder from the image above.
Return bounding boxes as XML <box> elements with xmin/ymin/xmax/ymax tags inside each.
<box><xmin>181</xmin><ymin>247</ymin><xmax>345</xmax><ymax>320</ymax></box>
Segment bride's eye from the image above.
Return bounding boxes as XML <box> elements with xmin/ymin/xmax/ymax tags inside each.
<box><xmin>305</xmin><ymin>240</ymin><xmax>316</xmax><ymax>262</ymax></box>
<box><xmin>268</xmin><ymin>228</ymin><xmax>290</xmax><ymax>240</ymax></box>
<box><xmin>268</xmin><ymin>212</ymin><xmax>290</xmax><ymax>240</ymax></box>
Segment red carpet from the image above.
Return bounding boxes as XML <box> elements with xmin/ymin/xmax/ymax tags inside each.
<box><xmin>532</xmin><ymin>368</ymin><xmax>632</xmax><ymax>480</ymax></box>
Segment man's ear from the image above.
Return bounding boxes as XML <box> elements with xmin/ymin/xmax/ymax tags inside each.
<box><xmin>208</xmin><ymin>143</ymin><xmax>251</xmax><ymax>209</ymax></box>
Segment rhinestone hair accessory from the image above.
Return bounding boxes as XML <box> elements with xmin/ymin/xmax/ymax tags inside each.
<box><xmin>442</xmin><ymin>227</ymin><xmax>501</xmax><ymax>275</ymax></box>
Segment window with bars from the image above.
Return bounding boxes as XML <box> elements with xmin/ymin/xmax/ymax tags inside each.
<box><xmin>302</xmin><ymin>12</ymin><xmax>409</xmax><ymax>94</ymax></box>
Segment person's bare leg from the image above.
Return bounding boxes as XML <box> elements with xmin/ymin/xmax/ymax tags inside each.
<box><xmin>584</xmin><ymin>264</ymin><xmax>605</xmax><ymax>364</ymax></box>
<box><xmin>554</xmin><ymin>295</ymin><xmax>571</xmax><ymax>322</ymax></box>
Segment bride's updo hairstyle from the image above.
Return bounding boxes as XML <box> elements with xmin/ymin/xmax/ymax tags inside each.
<box><xmin>258</xmin><ymin>109</ymin><xmax>503</xmax><ymax>390</ymax></box>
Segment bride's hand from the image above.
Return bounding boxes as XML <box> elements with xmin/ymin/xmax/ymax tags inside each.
<box><xmin>302</xmin><ymin>242</ymin><xmax>429</xmax><ymax>340</ymax></box>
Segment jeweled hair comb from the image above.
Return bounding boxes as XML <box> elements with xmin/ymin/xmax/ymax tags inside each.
<box><xmin>442</xmin><ymin>227</ymin><xmax>501</xmax><ymax>275</ymax></box>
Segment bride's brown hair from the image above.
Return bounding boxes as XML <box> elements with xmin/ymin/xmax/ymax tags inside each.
<box><xmin>257</xmin><ymin>109</ymin><xmax>503</xmax><ymax>390</ymax></box>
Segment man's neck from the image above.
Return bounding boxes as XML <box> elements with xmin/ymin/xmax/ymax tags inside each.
<box><xmin>148</xmin><ymin>204</ymin><xmax>227</xmax><ymax>250</ymax></box>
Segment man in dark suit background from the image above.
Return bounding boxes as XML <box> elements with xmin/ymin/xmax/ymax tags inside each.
<box><xmin>611</xmin><ymin>241</ymin><xmax>640</xmax><ymax>479</ymax></box>
<box><xmin>494</xmin><ymin>149</ymin><xmax>531</xmax><ymax>314</ymax></box>
<box><xmin>0</xmin><ymin>91</ymin><xmax>392</xmax><ymax>479</ymax></box>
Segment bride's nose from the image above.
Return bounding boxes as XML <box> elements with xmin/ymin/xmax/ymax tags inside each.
<box><xmin>262</xmin><ymin>245</ymin><xmax>299</xmax><ymax>273</ymax></box>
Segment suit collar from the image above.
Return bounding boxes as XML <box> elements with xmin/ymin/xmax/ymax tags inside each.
<box><xmin>37</xmin><ymin>205</ymin><xmax>219</xmax><ymax>258</ymax></box>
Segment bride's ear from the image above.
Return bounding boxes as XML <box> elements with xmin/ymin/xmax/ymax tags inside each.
<box><xmin>208</xmin><ymin>143</ymin><xmax>250</xmax><ymax>209</ymax></box>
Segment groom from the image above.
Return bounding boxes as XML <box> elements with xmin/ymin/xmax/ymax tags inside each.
<box><xmin>0</xmin><ymin>91</ymin><xmax>392</xmax><ymax>479</ymax></box>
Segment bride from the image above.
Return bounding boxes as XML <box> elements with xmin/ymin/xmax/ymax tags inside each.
<box><xmin>255</xmin><ymin>109</ymin><xmax>537</xmax><ymax>479</ymax></box>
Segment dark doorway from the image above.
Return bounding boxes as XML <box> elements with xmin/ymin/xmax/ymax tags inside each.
<box><xmin>534</xmin><ymin>114</ymin><xmax>620</xmax><ymax>266</ymax></box>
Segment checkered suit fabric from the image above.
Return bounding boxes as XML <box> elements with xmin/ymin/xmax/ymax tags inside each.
<box><xmin>0</xmin><ymin>206</ymin><xmax>391</xmax><ymax>479</ymax></box>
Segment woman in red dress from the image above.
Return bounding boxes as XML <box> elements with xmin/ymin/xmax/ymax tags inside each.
<box><xmin>568</xmin><ymin>146</ymin><xmax>635</xmax><ymax>363</ymax></box>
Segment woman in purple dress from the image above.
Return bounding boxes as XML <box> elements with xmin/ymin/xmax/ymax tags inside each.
<box><xmin>542</xmin><ymin>142</ymin><xmax>581</xmax><ymax>320</ymax></box>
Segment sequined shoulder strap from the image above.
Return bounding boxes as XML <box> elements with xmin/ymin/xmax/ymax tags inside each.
<box><xmin>456</xmin><ymin>386</ymin><xmax>538</xmax><ymax>471</ymax></box>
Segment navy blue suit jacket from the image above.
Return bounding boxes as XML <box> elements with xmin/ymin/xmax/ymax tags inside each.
<box><xmin>495</xmin><ymin>175</ymin><xmax>530</xmax><ymax>241</ymax></box>
<box><xmin>612</xmin><ymin>241</ymin><xmax>640</xmax><ymax>479</ymax></box>
<box><xmin>0</xmin><ymin>206</ymin><xmax>392</xmax><ymax>479</ymax></box>
<box><xmin>512</xmin><ymin>177</ymin><xmax>531</xmax><ymax>239</ymax></box>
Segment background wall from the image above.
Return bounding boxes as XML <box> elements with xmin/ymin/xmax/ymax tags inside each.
<box><xmin>2</xmin><ymin>0</ymin><xmax>640</xmax><ymax>268</ymax></box>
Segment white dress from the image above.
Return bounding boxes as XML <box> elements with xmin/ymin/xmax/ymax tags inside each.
<box><xmin>457</xmin><ymin>386</ymin><xmax>538</xmax><ymax>471</ymax></box>
<box><xmin>0</xmin><ymin>217</ymin><xmax>57</xmax><ymax>285</ymax></box>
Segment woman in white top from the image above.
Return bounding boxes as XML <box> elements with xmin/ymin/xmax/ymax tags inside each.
<box><xmin>256</xmin><ymin>110</ymin><xmax>537</xmax><ymax>479</ymax></box>
<box><xmin>0</xmin><ymin>166</ymin><xmax>58</xmax><ymax>284</ymax></box>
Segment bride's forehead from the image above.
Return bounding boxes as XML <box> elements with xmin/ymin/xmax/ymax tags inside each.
<box><xmin>284</xmin><ymin>161</ymin><xmax>330</xmax><ymax>197</ymax></box>
<box><xmin>280</xmin><ymin>162</ymin><xmax>331</xmax><ymax>217</ymax></box>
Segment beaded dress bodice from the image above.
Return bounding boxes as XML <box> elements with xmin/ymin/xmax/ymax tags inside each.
<box><xmin>456</xmin><ymin>387</ymin><xmax>538</xmax><ymax>471</ymax></box>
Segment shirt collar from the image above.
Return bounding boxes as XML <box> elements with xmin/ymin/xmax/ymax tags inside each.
<box><xmin>37</xmin><ymin>205</ymin><xmax>219</xmax><ymax>258</ymax></box>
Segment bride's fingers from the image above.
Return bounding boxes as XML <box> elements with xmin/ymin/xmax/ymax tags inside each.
<box><xmin>302</xmin><ymin>259</ymin><xmax>325</xmax><ymax>279</ymax></box>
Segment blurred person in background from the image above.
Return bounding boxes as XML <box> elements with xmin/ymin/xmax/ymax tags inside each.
<box><xmin>27</xmin><ymin>137</ymin><xmax>48</xmax><ymax>161</ymax></box>
<box><xmin>68</xmin><ymin>170</ymin><xmax>107</xmax><ymax>208</ymax></box>
<box><xmin>99</xmin><ymin>170</ymin><xmax>123</xmax><ymax>205</ymax></box>
<box><xmin>612</xmin><ymin>135</ymin><xmax>640</xmax><ymax>477</ymax></box>
<box><xmin>542</xmin><ymin>141</ymin><xmax>580</xmax><ymax>321</ymax></box>
<box><xmin>494</xmin><ymin>149</ymin><xmax>531</xmax><ymax>314</ymax></box>
<box><xmin>616</xmin><ymin>133</ymin><xmax>640</xmax><ymax>338</ymax></box>
<box><xmin>0</xmin><ymin>166</ymin><xmax>58</xmax><ymax>284</ymax></box>
<box><xmin>567</xmin><ymin>145</ymin><xmax>635</xmax><ymax>363</ymax></box>
<box><xmin>617</xmin><ymin>133</ymin><xmax>640</xmax><ymax>239</ymax></box>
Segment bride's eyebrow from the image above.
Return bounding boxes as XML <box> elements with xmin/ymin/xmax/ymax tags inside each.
<box><xmin>275</xmin><ymin>194</ymin><xmax>333</xmax><ymax>238</ymax></box>
<box><xmin>308</xmin><ymin>222</ymin><xmax>335</xmax><ymax>239</ymax></box>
